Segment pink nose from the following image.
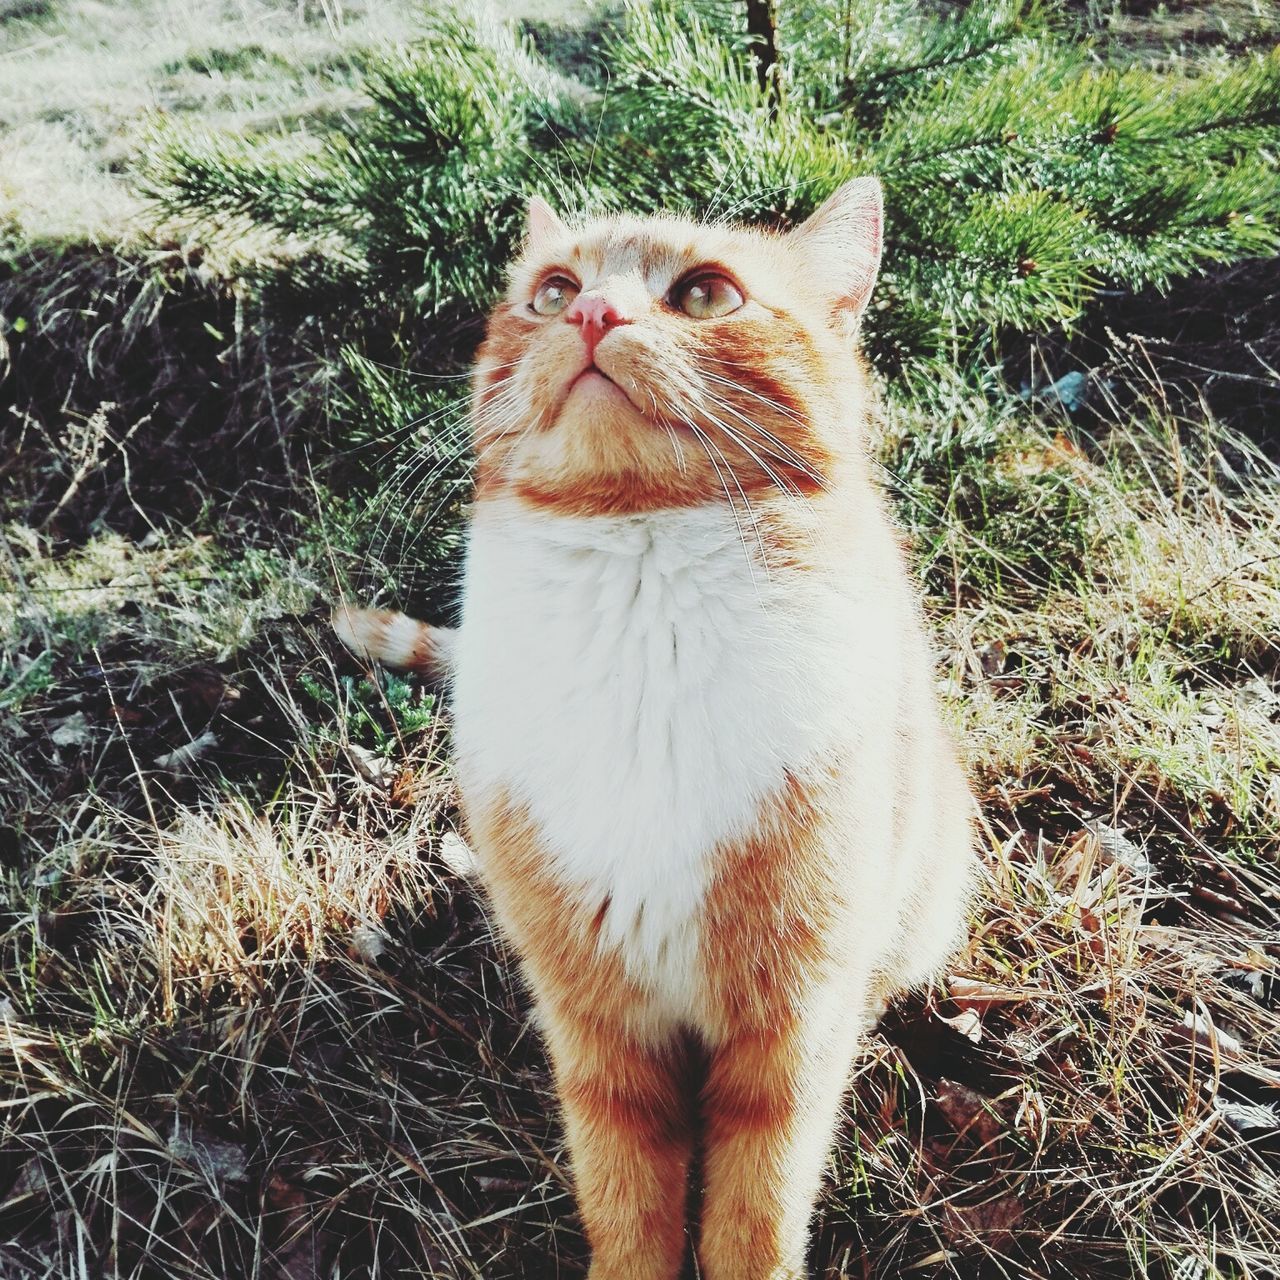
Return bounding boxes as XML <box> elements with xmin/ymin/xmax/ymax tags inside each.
<box><xmin>563</xmin><ymin>293</ymin><xmax>628</xmax><ymax>359</ymax></box>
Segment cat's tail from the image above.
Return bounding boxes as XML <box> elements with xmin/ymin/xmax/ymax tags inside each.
<box><xmin>331</xmin><ymin>604</ymin><xmax>454</xmax><ymax>682</ymax></box>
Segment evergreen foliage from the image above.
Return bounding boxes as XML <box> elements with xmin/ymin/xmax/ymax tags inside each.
<box><xmin>144</xmin><ymin>0</ymin><xmax>1280</xmax><ymax>588</ymax></box>
<box><xmin>150</xmin><ymin>1</ymin><xmax>1280</xmax><ymax>378</ymax></box>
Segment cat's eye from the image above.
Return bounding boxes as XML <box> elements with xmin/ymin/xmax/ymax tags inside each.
<box><xmin>674</xmin><ymin>273</ymin><xmax>744</xmax><ymax>319</ymax></box>
<box><xmin>532</xmin><ymin>275</ymin><xmax>579</xmax><ymax>316</ymax></box>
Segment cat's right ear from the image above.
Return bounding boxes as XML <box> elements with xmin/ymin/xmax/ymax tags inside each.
<box><xmin>526</xmin><ymin>195</ymin><xmax>567</xmax><ymax>253</ymax></box>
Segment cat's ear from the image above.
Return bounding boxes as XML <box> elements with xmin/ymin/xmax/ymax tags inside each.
<box><xmin>525</xmin><ymin>195</ymin><xmax>567</xmax><ymax>253</ymax></box>
<box><xmin>788</xmin><ymin>177</ymin><xmax>883</xmax><ymax>320</ymax></box>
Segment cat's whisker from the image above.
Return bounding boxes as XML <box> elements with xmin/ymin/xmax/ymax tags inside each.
<box><xmin>712</xmin><ymin>175</ymin><xmax>827</xmax><ymax>227</ymax></box>
<box><xmin>472</xmin><ymin>384</ymin><xmax>539</xmax><ymax>445</ymax></box>
<box><xmin>685</xmin><ymin>394</ymin><xmax>840</xmax><ymax>565</ymax></box>
<box><xmin>705</xmin><ymin>414</ymin><xmax>806</xmax><ymax>504</ymax></box>
<box><xmin>688</xmin><ymin>390</ymin><xmax>814</xmax><ymax>498</ymax></box>
<box><xmin>664</xmin><ymin>424</ymin><xmax>688</xmax><ymax>475</ymax></box>
<box><xmin>526</xmin><ymin>88</ymin><xmax>587</xmax><ymax>194</ymax></box>
<box><xmin>406</xmin><ymin>406</ymin><xmax>543</xmax><ymax>542</ymax></box>
<box><xmin>686</xmin><ymin>393</ymin><xmax>794</xmax><ymax>489</ymax></box>
<box><xmin>429</xmin><ymin>400</ymin><xmax>529</xmax><ymax>496</ymax></box>
<box><xmin>364</xmin><ymin>401</ymin><xmax>478</xmax><ymax>527</ymax></box>
<box><xmin>703</xmin><ymin>147</ymin><xmax>759</xmax><ymax>225</ymax></box>
<box><xmin>353</xmin><ymin>356</ymin><xmax>519</xmax><ymax>382</ymax></box>
<box><xmin>366</xmin><ymin>437</ymin><xmax>459</xmax><ymax>536</ymax></box>
<box><xmin>512</xmin><ymin>137</ymin><xmax>578</xmax><ymax>223</ymax></box>
<box><xmin>362</xmin><ymin>401</ymin><xmax>506</xmax><ymax>567</ymax></box>
<box><xmin>693</xmin><ymin>361</ymin><xmax>813</xmax><ymax>432</ymax></box>
<box><xmin>702</xmin><ymin>417</ymin><xmax>839</xmax><ymax>567</ymax></box>
<box><xmin>361</xmin><ymin>358</ymin><xmax>525</xmax><ymax>450</ymax></box>
<box><xmin>333</xmin><ymin>391</ymin><xmax>474</xmax><ymax>460</ymax></box>
<box><xmin>367</xmin><ymin>461</ymin><xmax>460</xmax><ymax>569</ymax></box>
<box><xmin>585</xmin><ymin>66</ymin><xmax>611</xmax><ymax>191</ymax></box>
<box><xmin>679</xmin><ymin>379</ymin><xmax>820</xmax><ymax>506</ymax></box>
<box><xmin>692</xmin><ymin>368</ymin><xmax>833</xmax><ymax>493</ymax></box>
<box><xmin>373</xmin><ymin>456</ymin><xmax>474</xmax><ymax>571</ymax></box>
<box><xmin>673</xmin><ymin>404</ymin><xmax>770</xmax><ymax>585</ymax></box>
<box><xmin>695</xmin><ymin>391</ymin><xmax>812</xmax><ymax>468</ymax></box>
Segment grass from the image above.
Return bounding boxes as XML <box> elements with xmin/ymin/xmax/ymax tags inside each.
<box><xmin>0</xmin><ymin>0</ymin><xmax>427</xmax><ymax>254</ymax></box>
<box><xmin>2</xmin><ymin>2</ymin><xmax>1279</xmax><ymax>1278</ymax></box>
<box><xmin>3</xmin><ymin>369</ymin><xmax>1277</xmax><ymax>1278</ymax></box>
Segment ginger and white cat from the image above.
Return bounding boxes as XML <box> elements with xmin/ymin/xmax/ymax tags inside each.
<box><xmin>335</xmin><ymin>178</ymin><xmax>976</xmax><ymax>1280</ymax></box>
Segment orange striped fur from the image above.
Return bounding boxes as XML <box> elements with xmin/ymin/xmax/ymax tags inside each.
<box><xmin>332</xmin><ymin>604</ymin><xmax>453</xmax><ymax>681</ymax></box>
<box><xmin>339</xmin><ymin>181</ymin><xmax>976</xmax><ymax>1279</ymax></box>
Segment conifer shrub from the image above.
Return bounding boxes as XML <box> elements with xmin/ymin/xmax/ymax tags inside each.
<box><xmin>139</xmin><ymin>0</ymin><xmax>1280</xmax><ymax>599</ymax></box>
<box><xmin>149</xmin><ymin>1</ymin><xmax>1280</xmax><ymax>378</ymax></box>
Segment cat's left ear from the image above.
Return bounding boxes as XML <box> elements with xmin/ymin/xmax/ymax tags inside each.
<box><xmin>787</xmin><ymin>176</ymin><xmax>883</xmax><ymax>320</ymax></box>
<box><xmin>526</xmin><ymin>195</ymin><xmax>567</xmax><ymax>253</ymax></box>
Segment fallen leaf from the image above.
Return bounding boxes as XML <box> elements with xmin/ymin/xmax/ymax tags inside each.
<box><xmin>1083</xmin><ymin>820</ymin><xmax>1153</xmax><ymax>879</ymax></box>
<box><xmin>170</xmin><ymin>1130</ymin><xmax>249</xmax><ymax>1185</ymax></box>
<box><xmin>438</xmin><ymin>830</ymin><xmax>479</xmax><ymax>880</ymax></box>
<box><xmin>942</xmin><ymin>1189</ymin><xmax>1023</xmax><ymax>1249</ymax></box>
<box><xmin>266</xmin><ymin>1174</ymin><xmax>341</xmax><ymax>1280</ymax></box>
<box><xmin>973</xmin><ymin>639</ymin><xmax>1007</xmax><ymax>678</ymax></box>
<box><xmin>50</xmin><ymin>712</ymin><xmax>92</xmax><ymax>749</ymax></box>
<box><xmin>934</xmin><ymin>1079</ymin><xmax>1004</xmax><ymax>1146</ymax></box>
<box><xmin>1174</xmin><ymin>1010</ymin><xmax>1243</xmax><ymax>1059</ymax></box>
<box><xmin>350</xmin><ymin>922</ymin><xmax>387</xmax><ymax>964</ymax></box>
<box><xmin>346</xmin><ymin>742</ymin><xmax>395</xmax><ymax>788</ymax></box>
<box><xmin>1214</xmin><ymin>1098</ymin><xmax>1280</xmax><ymax>1133</ymax></box>
<box><xmin>947</xmin><ymin>976</ymin><xmax>1032</xmax><ymax>1011</ymax></box>
<box><xmin>182</xmin><ymin>668</ymin><xmax>240</xmax><ymax>714</ymax></box>
<box><xmin>154</xmin><ymin>730</ymin><xmax>218</xmax><ymax>771</ymax></box>
<box><xmin>389</xmin><ymin>766</ymin><xmax>422</xmax><ymax>807</ymax></box>
<box><xmin>1014</xmin><ymin>1088</ymin><xmax>1048</xmax><ymax>1145</ymax></box>
<box><xmin>935</xmin><ymin>1008</ymin><xmax>982</xmax><ymax>1043</ymax></box>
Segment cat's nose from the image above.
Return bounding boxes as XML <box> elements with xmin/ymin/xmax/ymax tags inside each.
<box><xmin>563</xmin><ymin>292</ymin><xmax>629</xmax><ymax>359</ymax></box>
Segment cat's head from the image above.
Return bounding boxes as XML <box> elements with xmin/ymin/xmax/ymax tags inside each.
<box><xmin>471</xmin><ymin>179</ymin><xmax>883</xmax><ymax>516</ymax></box>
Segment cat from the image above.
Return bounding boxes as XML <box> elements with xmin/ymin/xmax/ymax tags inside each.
<box><xmin>334</xmin><ymin>177</ymin><xmax>976</xmax><ymax>1280</ymax></box>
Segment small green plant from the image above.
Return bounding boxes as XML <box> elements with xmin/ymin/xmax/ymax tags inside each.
<box><xmin>891</xmin><ymin>411</ymin><xmax>1100</xmax><ymax>597</ymax></box>
<box><xmin>0</xmin><ymin>649</ymin><xmax>54</xmax><ymax>712</ymax></box>
<box><xmin>163</xmin><ymin>44</ymin><xmax>291</xmax><ymax>79</ymax></box>
<box><xmin>299</xmin><ymin>669</ymin><xmax>436</xmax><ymax>755</ymax></box>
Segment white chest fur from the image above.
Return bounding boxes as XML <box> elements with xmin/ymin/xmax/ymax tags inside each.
<box><xmin>451</xmin><ymin>498</ymin><xmax>867</xmax><ymax>1012</ymax></box>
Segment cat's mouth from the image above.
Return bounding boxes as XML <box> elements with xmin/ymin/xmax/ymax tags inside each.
<box><xmin>562</xmin><ymin>361</ymin><xmax>645</xmax><ymax>417</ymax></box>
<box><xmin>568</xmin><ymin>362</ymin><xmax>626</xmax><ymax>394</ymax></box>
<box><xmin>569</xmin><ymin>364</ymin><xmax>613</xmax><ymax>390</ymax></box>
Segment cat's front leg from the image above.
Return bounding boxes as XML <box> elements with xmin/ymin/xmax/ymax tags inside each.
<box><xmin>696</xmin><ymin>996</ymin><xmax>865</xmax><ymax>1280</ymax></box>
<box><xmin>539</xmin><ymin>1010</ymin><xmax>696</xmax><ymax>1280</ymax></box>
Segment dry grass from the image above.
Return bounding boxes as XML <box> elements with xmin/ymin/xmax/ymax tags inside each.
<box><xmin>2</xmin><ymin>363</ymin><xmax>1278</xmax><ymax>1278</ymax></box>
<box><xmin>0</xmin><ymin>0</ymin><xmax>422</xmax><ymax>253</ymax></box>
<box><xmin>0</xmin><ymin>0</ymin><xmax>603</xmax><ymax>257</ymax></box>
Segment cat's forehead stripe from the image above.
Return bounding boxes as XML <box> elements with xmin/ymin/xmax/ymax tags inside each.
<box><xmin>571</xmin><ymin>221</ymin><xmax>707</xmax><ymax>282</ymax></box>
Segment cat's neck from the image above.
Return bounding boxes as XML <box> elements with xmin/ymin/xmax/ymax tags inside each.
<box><xmin>470</xmin><ymin>455</ymin><xmax>883</xmax><ymax>578</ymax></box>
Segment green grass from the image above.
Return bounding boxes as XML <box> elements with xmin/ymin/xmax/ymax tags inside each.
<box><xmin>1</xmin><ymin>2</ymin><xmax>1278</xmax><ymax>1278</ymax></box>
